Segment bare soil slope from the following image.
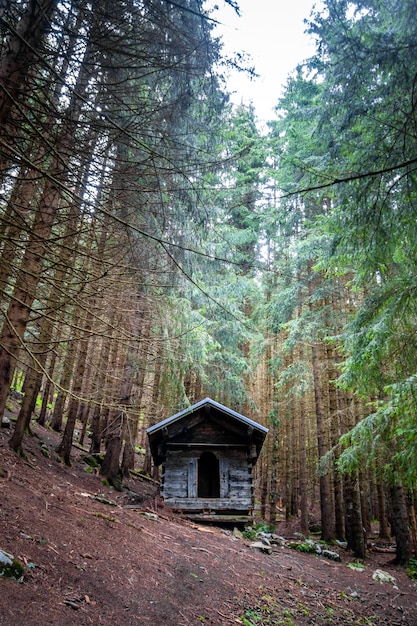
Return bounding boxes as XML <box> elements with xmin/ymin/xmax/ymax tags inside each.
<box><xmin>0</xmin><ymin>422</ymin><xmax>416</xmax><ymax>625</ymax></box>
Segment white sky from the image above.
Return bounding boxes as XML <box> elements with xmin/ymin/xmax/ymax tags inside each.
<box><xmin>211</xmin><ymin>0</ymin><xmax>319</xmax><ymax>124</ymax></box>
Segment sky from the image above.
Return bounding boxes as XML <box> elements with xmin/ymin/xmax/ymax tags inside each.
<box><xmin>211</xmin><ymin>0</ymin><xmax>319</xmax><ymax>124</ymax></box>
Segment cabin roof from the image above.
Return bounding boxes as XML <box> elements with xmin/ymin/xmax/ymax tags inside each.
<box><xmin>147</xmin><ymin>397</ymin><xmax>268</xmax><ymax>465</ymax></box>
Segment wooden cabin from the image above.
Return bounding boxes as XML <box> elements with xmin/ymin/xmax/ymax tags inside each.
<box><xmin>146</xmin><ymin>397</ymin><xmax>268</xmax><ymax>522</ymax></box>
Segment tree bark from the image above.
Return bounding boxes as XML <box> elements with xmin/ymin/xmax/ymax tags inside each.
<box><xmin>2</xmin><ymin>31</ymin><xmax>95</xmax><ymax>433</ymax></box>
<box><xmin>56</xmin><ymin>306</ymin><xmax>92</xmax><ymax>464</ymax></box>
<box><xmin>376</xmin><ymin>482</ymin><xmax>390</xmax><ymax>540</ymax></box>
<box><xmin>1</xmin><ymin>176</ymin><xmax>61</xmax><ymax>434</ymax></box>
<box><xmin>0</xmin><ymin>0</ymin><xmax>57</xmax><ymax>128</ymax></box>
<box><xmin>38</xmin><ymin>349</ymin><xmax>57</xmax><ymax>426</ymax></box>
<box><xmin>121</xmin><ymin>308</ymin><xmax>151</xmax><ymax>476</ymax></box>
<box><xmin>311</xmin><ymin>340</ymin><xmax>335</xmax><ymax>541</ymax></box>
<box><xmin>390</xmin><ymin>484</ymin><xmax>413</xmax><ymax>564</ymax></box>
<box><xmin>298</xmin><ymin>382</ymin><xmax>309</xmax><ymax>535</ymax></box>
<box><xmin>9</xmin><ymin>201</ymin><xmax>82</xmax><ymax>447</ymax></box>
<box><xmin>344</xmin><ymin>472</ymin><xmax>365</xmax><ymax>558</ymax></box>
<box><xmin>100</xmin><ymin>348</ymin><xmax>134</xmax><ymax>488</ymax></box>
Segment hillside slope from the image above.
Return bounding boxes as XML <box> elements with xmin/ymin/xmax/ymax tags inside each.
<box><xmin>0</xmin><ymin>423</ymin><xmax>416</xmax><ymax>625</ymax></box>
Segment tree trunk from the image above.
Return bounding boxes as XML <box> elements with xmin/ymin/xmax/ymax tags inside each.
<box><xmin>376</xmin><ymin>482</ymin><xmax>390</xmax><ymax>540</ymax></box>
<box><xmin>408</xmin><ymin>492</ymin><xmax>417</xmax><ymax>558</ymax></box>
<box><xmin>89</xmin><ymin>308</ymin><xmax>116</xmax><ymax>454</ymax></box>
<box><xmin>0</xmin><ymin>163</ymin><xmax>37</xmax><ymax>298</ymax></box>
<box><xmin>50</xmin><ymin>334</ymin><xmax>78</xmax><ymax>432</ymax></box>
<box><xmin>100</xmin><ymin>347</ymin><xmax>134</xmax><ymax>487</ymax></box>
<box><xmin>0</xmin><ymin>0</ymin><xmax>57</xmax><ymax>128</ymax></box>
<box><xmin>100</xmin><ymin>424</ymin><xmax>123</xmax><ymax>489</ymax></box>
<box><xmin>311</xmin><ymin>341</ymin><xmax>335</xmax><ymax>541</ymax></box>
<box><xmin>268</xmin><ymin>419</ymin><xmax>279</xmax><ymax>526</ymax></box>
<box><xmin>344</xmin><ymin>472</ymin><xmax>365</xmax><ymax>558</ymax></box>
<box><xmin>298</xmin><ymin>385</ymin><xmax>309</xmax><ymax>535</ymax></box>
<box><xmin>1</xmin><ymin>176</ymin><xmax>60</xmax><ymax>432</ymax></box>
<box><xmin>9</xmin><ymin>203</ymin><xmax>81</xmax><ymax>448</ymax></box>
<box><xmin>8</xmin><ymin>369</ymin><xmax>42</xmax><ymax>450</ymax></box>
<box><xmin>38</xmin><ymin>349</ymin><xmax>57</xmax><ymax>426</ymax></box>
<box><xmin>328</xmin><ymin>345</ymin><xmax>345</xmax><ymax>540</ymax></box>
<box><xmin>121</xmin><ymin>309</ymin><xmax>151</xmax><ymax>476</ymax></box>
<box><xmin>1</xmin><ymin>31</ymin><xmax>95</xmax><ymax>429</ymax></box>
<box><xmin>390</xmin><ymin>484</ymin><xmax>413</xmax><ymax>564</ymax></box>
<box><xmin>56</xmin><ymin>316</ymin><xmax>92</xmax><ymax>464</ymax></box>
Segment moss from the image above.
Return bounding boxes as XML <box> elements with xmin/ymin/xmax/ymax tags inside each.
<box><xmin>0</xmin><ymin>550</ymin><xmax>25</xmax><ymax>580</ymax></box>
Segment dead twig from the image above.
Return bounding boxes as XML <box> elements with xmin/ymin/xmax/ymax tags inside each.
<box><xmin>191</xmin><ymin>546</ymin><xmax>213</xmax><ymax>555</ymax></box>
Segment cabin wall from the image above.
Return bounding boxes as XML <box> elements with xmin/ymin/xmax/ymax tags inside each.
<box><xmin>161</xmin><ymin>448</ymin><xmax>253</xmax><ymax>512</ymax></box>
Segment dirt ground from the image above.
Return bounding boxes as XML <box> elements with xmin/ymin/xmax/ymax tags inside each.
<box><xmin>0</xmin><ymin>420</ymin><xmax>416</xmax><ymax>626</ymax></box>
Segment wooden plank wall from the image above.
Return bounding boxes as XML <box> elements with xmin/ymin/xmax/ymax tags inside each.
<box><xmin>162</xmin><ymin>448</ymin><xmax>253</xmax><ymax>512</ymax></box>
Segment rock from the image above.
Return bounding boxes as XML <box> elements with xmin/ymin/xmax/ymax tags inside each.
<box><xmin>0</xmin><ymin>549</ymin><xmax>24</xmax><ymax>579</ymax></box>
<box><xmin>142</xmin><ymin>512</ymin><xmax>158</xmax><ymax>521</ymax></box>
<box><xmin>256</xmin><ymin>532</ymin><xmax>271</xmax><ymax>546</ymax></box>
<box><xmin>40</xmin><ymin>443</ymin><xmax>50</xmax><ymax>457</ymax></box>
<box><xmin>250</xmin><ymin>541</ymin><xmax>272</xmax><ymax>555</ymax></box>
<box><xmin>321</xmin><ymin>549</ymin><xmax>341</xmax><ymax>562</ymax></box>
<box><xmin>9</xmin><ymin>389</ymin><xmax>23</xmax><ymax>400</ymax></box>
<box><xmin>232</xmin><ymin>527</ymin><xmax>243</xmax><ymax>539</ymax></box>
<box><xmin>372</xmin><ymin>569</ymin><xmax>397</xmax><ymax>586</ymax></box>
<box><xmin>0</xmin><ymin>550</ymin><xmax>13</xmax><ymax>568</ymax></box>
<box><xmin>294</xmin><ymin>532</ymin><xmax>306</xmax><ymax>540</ymax></box>
<box><xmin>1</xmin><ymin>416</ymin><xmax>10</xmax><ymax>429</ymax></box>
<box><xmin>270</xmin><ymin>534</ymin><xmax>286</xmax><ymax>545</ymax></box>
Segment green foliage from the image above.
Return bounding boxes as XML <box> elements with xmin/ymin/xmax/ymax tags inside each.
<box><xmin>347</xmin><ymin>562</ymin><xmax>366</xmax><ymax>571</ymax></box>
<box><xmin>288</xmin><ymin>542</ymin><xmax>317</xmax><ymax>554</ymax></box>
<box><xmin>81</xmin><ymin>454</ymin><xmax>103</xmax><ymax>468</ymax></box>
<box><xmin>242</xmin><ymin>522</ymin><xmax>274</xmax><ymax>540</ymax></box>
<box><xmin>0</xmin><ymin>551</ymin><xmax>24</xmax><ymax>581</ymax></box>
<box><xmin>267</xmin><ymin>0</ymin><xmax>417</xmax><ymax>490</ymax></box>
<box><xmin>405</xmin><ymin>559</ymin><xmax>417</xmax><ymax>581</ymax></box>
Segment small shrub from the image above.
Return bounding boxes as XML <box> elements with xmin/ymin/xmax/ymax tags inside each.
<box><xmin>289</xmin><ymin>542</ymin><xmax>317</xmax><ymax>554</ymax></box>
<box><xmin>242</xmin><ymin>522</ymin><xmax>274</xmax><ymax>540</ymax></box>
<box><xmin>406</xmin><ymin>558</ymin><xmax>417</xmax><ymax>580</ymax></box>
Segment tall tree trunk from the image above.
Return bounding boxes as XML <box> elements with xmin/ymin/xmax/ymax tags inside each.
<box><xmin>376</xmin><ymin>482</ymin><xmax>390</xmax><ymax>540</ymax></box>
<box><xmin>298</xmin><ymin>383</ymin><xmax>309</xmax><ymax>535</ymax></box>
<box><xmin>100</xmin><ymin>348</ymin><xmax>134</xmax><ymax>488</ymax></box>
<box><xmin>344</xmin><ymin>472</ymin><xmax>365</xmax><ymax>558</ymax></box>
<box><xmin>390</xmin><ymin>484</ymin><xmax>413</xmax><ymax>564</ymax></box>
<box><xmin>268</xmin><ymin>419</ymin><xmax>279</xmax><ymax>526</ymax></box>
<box><xmin>306</xmin><ymin>267</ymin><xmax>335</xmax><ymax>541</ymax></box>
<box><xmin>328</xmin><ymin>344</ymin><xmax>345</xmax><ymax>540</ymax></box>
<box><xmin>408</xmin><ymin>492</ymin><xmax>417</xmax><ymax>558</ymax></box>
<box><xmin>50</xmin><ymin>327</ymin><xmax>79</xmax><ymax>432</ymax></box>
<box><xmin>1</xmin><ymin>176</ymin><xmax>61</xmax><ymax>432</ymax></box>
<box><xmin>311</xmin><ymin>340</ymin><xmax>335</xmax><ymax>541</ymax></box>
<box><xmin>1</xmin><ymin>32</ymin><xmax>95</xmax><ymax>429</ymax></box>
<box><xmin>38</xmin><ymin>349</ymin><xmax>57</xmax><ymax>426</ymax></box>
<box><xmin>0</xmin><ymin>163</ymin><xmax>37</xmax><ymax>298</ymax></box>
<box><xmin>0</xmin><ymin>0</ymin><xmax>57</xmax><ymax>128</ymax></box>
<box><xmin>56</xmin><ymin>307</ymin><xmax>92</xmax><ymax>464</ymax></box>
<box><xmin>143</xmin><ymin>350</ymin><xmax>162</xmax><ymax>476</ymax></box>
<box><xmin>122</xmin><ymin>306</ymin><xmax>151</xmax><ymax>476</ymax></box>
<box><xmin>9</xmin><ymin>202</ymin><xmax>82</xmax><ymax>449</ymax></box>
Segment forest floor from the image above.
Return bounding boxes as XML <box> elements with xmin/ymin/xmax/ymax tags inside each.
<box><xmin>0</xmin><ymin>415</ymin><xmax>416</xmax><ymax>626</ymax></box>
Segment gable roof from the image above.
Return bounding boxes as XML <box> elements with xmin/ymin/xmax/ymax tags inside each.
<box><xmin>147</xmin><ymin>397</ymin><xmax>268</xmax><ymax>465</ymax></box>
